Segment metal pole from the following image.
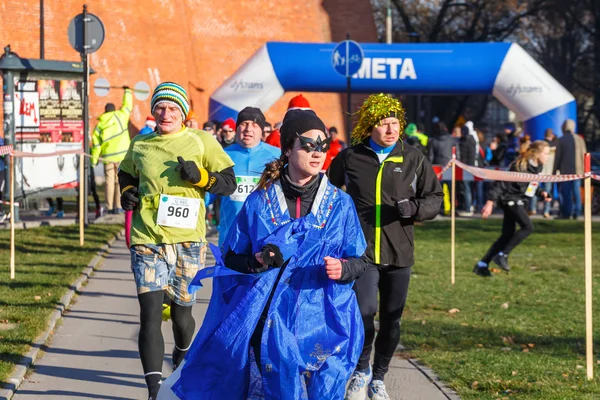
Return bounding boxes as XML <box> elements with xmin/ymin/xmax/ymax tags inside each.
<box><xmin>347</xmin><ymin>78</ymin><xmax>352</xmax><ymax>140</ymax></box>
<box><xmin>584</xmin><ymin>153</ymin><xmax>593</xmax><ymax>380</ymax></box>
<box><xmin>82</xmin><ymin>4</ymin><xmax>90</xmax><ymax>225</ymax></box>
<box><xmin>451</xmin><ymin>147</ymin><xmax>456</xmax><ymax>285</ymax></box>
<box><xmin>386</xmin><ymin>0</ymin><xmax>392</xmax><ymax>44</ymax></box>
<box><xmin>40</xmin><ymin>0</ymin><xmax>44</xmax><ymax>59</ymax></box>
<box><xmin>346</xmin><ymin>33</ymin><xmax>352</xmax><ymax>140</ymax></box>
<box><xmin>9</xmin><ymin>155</ymin><xmax>15</xmax><ymax>279</ymax></box>
<box><xmin>79</xmin><ymin>153</ymin><xmax>85</xmax><ymax>246</ymax></box>
<box><xmin>2</xmin><ymin>66</ymin><xmax>14</xmax><ymax>205</ymax></box>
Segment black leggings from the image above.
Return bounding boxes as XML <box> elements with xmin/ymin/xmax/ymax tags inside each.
<box><xmin>482</xmin><ymin>202</ymin><xmax>533</xmax><ymax>263</ymax></box>
<box><xmin>76</xmin><ymin>167</ymin><xmax>100</xmax><ymax>210</ymax></box>
<box><xmin>46</xmin><ymin>197</ymin><xmax>64</xmax><ymax>211</ymax></box>
<box><xmin>355</xmin><ymin>263</ymin><xmax>412</xmax><ymax>381</ymax></box>
<box><xmin>137</xmin><ymin>291</ymin><xmax>195</xmax><ymax>393</ymax></box>
<box><xmin>89</xmin><ymin>165</ymin><xmax>100</xmax><ymax>209</ymax></box>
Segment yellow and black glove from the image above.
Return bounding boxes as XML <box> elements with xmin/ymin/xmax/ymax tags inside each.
<box><xmin>176</xmin><ymin>156</ymin><xmax>209</xmax><ymax>187</ymax></box>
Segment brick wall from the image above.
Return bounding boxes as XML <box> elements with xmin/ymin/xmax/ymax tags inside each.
<box><xmin>0</xmin><ymin>0</ymin><xmax>377</xmax><ymax>142</ymax></box>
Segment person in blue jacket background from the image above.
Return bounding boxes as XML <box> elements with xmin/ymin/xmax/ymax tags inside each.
<box><xmin>216</xmin><ymin>106</ymin><xmax>280</xmax><ymax>248</ymax></box>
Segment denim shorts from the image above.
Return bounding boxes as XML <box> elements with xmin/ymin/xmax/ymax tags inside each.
<box><xmin>130</xmin><ymin>241</ymin><xmax>206</xmax><ymax>306</ymax></box>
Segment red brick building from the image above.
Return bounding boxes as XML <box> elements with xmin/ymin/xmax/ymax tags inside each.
<box><xmin>0</xmin><ymin>0</ymin><xmax>377</xmax><ymax>139</ymax></box>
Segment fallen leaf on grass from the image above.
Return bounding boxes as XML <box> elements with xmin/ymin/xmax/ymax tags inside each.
<box><xmin>512</xmin><ymin>371</ymin><xmax>518</xmax><ymax>376</ymax></box>
<box><xmin>522</xmin><ymin>348</ymin><xmax>530</xmax><ymax>353</ymax></box>
<box><xmin>448</xmin><ymin>308</ymin><xmax>460</xmax><ymax>315</ymax></box>
<box><xmin>47</xmin><ymin>292</ymin><xmax>52</xmax><ymax>296</ymax></box>
<box><xmin>530</xmin><ymin>266</ymin><xmax>538</xmax><ymax>271</ymax></box>
<box><xmin>528</xmin><ymin>343</ymin><xmax>535</xmax><ymax>348</ymax></box>
<box><xmin>34</xmin><ymin>296</ymin><xmax>41</xmax><ymax>301</ymax></box>
<box><xmin>539</xmin><ymin>245</ymin><xmax>546</xmax><ymax>249</ymax></box>
<box><xmin>563</xmin><ymin>373</ymin><xmax>569</xmax><ymax>377</ymax></box>
<box><xmin>471</xmin><ymin>381</ymin><xmax>479</xmax><ymax>389</ymax></box>
<box><xmin>477</xmin><ymin>344</ymin><xmax>483</xmax><ymax>348</ymax></box>
<box><xmin>421</xmin><ymin>320</ymin><xmax>426</xmax><ymax>325</ymax></box>
<box><xmin>501</xmin><ymin>302</ymin><xmax>510</xmax><ymax>309</ymax></box>
<box><xmin>461</xmin><ymin>323</ymin><xmax>469</xmax><ymax>326</ymax></box>
<box><xmin>576</xmin><ymin>365</ymin><xmax>584</xmax><ymax>369</ymax></box>
<box><xmin>501</xmin><ymin>347</ymin><xmax>512</xmax><ymax>352</ymax></box>
<box><xmin>501</xmin><ymin>336</ymin><xmax>516</xmax><ymax>345</ymax></box>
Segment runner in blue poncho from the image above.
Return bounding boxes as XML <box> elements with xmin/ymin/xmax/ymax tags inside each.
<box><xmin>159</xmin><ymin>109</ymin><xmax>368</xmax><ymax>400</ymax></box>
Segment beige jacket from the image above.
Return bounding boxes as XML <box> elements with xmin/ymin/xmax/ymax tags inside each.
<box><xmin>574</xmin><ymin>134</ymin><xmax>587</xmax><ymax>175</ymax></box>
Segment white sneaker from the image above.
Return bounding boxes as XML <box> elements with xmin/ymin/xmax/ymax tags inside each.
<box><xmin>345</xmin><ymin>367</ymin><xmax>372</xmax><ymax>400</ymax></box>
<box><xmin>368</xmin><ymin>380</ymin><xmax>390</xmax><ymax>400</ymax></box>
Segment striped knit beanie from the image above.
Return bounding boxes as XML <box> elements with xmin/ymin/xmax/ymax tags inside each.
<box><xmin>151</xmin><ymin>82</ymin><xmax>190</xmax><ymax>120</ymax></box>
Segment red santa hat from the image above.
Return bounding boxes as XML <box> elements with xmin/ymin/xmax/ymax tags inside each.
<box><xmin>222</xmin><ymin>118</ymin><xmax>236</xmax><ymax>131</ymax></box>
<box><xmin>145</xmin><ymin>116</ymin><xmax>156</xmax><ymax>129</ymax></box>
<box><xmin>287</xmin><ymin>94</ymin><xmax>311</xmax><ymax>111</ymax></box>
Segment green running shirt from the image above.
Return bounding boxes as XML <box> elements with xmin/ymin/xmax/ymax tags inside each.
<box><xmin>120</xmin><ymin>127</ymin><xmax>234</xmax><ymax>246</ymax></box>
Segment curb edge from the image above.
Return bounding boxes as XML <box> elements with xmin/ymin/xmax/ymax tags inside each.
<box><xmin>0</xmin><ymin>229</ymin><xmax>125</xmax><ymax>400</ymax></box>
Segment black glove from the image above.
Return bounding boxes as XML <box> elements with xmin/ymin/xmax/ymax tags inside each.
<box><xmin>121</xmin><ymin>187</ymin><xmax>140</xmax><ymax>211</ymax></box>
<box><xmin>176</xmin><ymin>156</ymin><xmax>201</xmax><ymax>184</ymax></box>
<box><xmin>260</xmin><ymin>244</ymin><xmax>284</xmax><ymax>267</ymax></box>
<box><xmin>394</xmin><ymin>197</ymin><xmax>418</xmax><ymax>218</ymax></box>
<box><xmin>251</xmin><ymin>244</ymin><xmax>284</xmax><ymax>273</ymax></box>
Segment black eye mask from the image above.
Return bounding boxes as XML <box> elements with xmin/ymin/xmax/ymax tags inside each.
<box><xmin>296</xmin><ymin>133</ymin><xmax>332</xmax><ymax>153</ymax></box>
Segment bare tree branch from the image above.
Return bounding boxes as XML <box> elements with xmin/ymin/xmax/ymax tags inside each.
<box><xmin>390</xmin><ymin>0</ymin><xmax>417</xmax><ymax>37</ymax></box>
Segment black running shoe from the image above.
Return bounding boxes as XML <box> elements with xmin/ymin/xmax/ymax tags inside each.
<box><xmin>473</xmin><ymin>265</ymin><xmax>492</xmax><ymax>277</ymax></box>
<box><xmin>172</xmin><ymin>347</ymin><xmax>179</xmax><ymax>372</ymax></box>
<box><xmin>492</xmin><ymin>254</ymin><xmax>511</xmax><ymax>272</ymax></box>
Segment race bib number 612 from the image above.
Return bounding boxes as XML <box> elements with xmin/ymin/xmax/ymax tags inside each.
<box><xmin>230</xmin><ymin>176</ymin><xmax>260</xmax><ymax>202</ymax></box>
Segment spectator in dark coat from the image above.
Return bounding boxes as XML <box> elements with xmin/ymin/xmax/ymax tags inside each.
<box><xmin>489</xmin><ymin>134</ymin><xmax>507</xmax><ymax>166</ymax></box>
<box><xmin>457</xmin><ymin>125</ymin><xmax>476</xmax><ymax>215</ymax></box>
<box><xmin>428</xmin><ymin>122</ymin><xmax>454</xmax><ymax>215</ymax></box>
<box><xmin>553</xmin><ymin>119</ymin><xmax>586</xmax><ymax>219</ymax></box>
<box><xmin>428</xmin><ymin>122</ymin><xmax>453</xmax><ymax>166</ymax></box>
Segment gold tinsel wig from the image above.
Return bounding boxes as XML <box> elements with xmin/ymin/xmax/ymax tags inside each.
<box><xmin>351</xmin><ymin>93</ymin><xmax>406</xmax><ymax>145</ymax></box>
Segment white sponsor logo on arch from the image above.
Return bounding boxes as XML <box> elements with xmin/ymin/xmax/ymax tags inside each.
<box><xmin>352</xmin><ymin>58</ymin><xmax>417</xmax><ymax>80</ymax></box>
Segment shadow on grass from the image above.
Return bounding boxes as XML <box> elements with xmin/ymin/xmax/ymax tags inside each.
<box><xmin>402</xmin><ymin>318</ymin><xmax>597</xmax><ymax>358</ymax></box>
<box><xmin>0</xmin><ymin>281</ymin><xmax>71</xmax><ymax>289</ymax></box>
<box><xmin>424</xmin><ymin>219</ymin><xmax>593</xmax><ymax>236</ymax></box>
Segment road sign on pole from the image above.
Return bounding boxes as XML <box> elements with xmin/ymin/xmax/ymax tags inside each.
<box><xmin>332</xmin><ymin>38</ymin><xmax>364</xmax><ymax>139</ymax></box>
<box><xmin>68</xmin><ymin>4</ymin><xmax>105</xmax><ymax>225</ymax></box>
<box><xmin>68</xmin><ymin>11</ymin><xmax>105</xmax><ymax>54</ymax></box>
<box><xmin>93</xmin><ymin>77</ymin><xmax>110</xmax><ymax>97</ymax></box>
<box><xmin>332</xmin><ymin>39</ymin><xmax>364</xmax><ymax>78</ymax></box>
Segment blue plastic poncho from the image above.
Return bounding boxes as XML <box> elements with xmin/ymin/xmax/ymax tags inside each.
<box><xmin>170</xmin><ymin>176</ymin><xmax>367</xmax><ymax>400</ymax></box>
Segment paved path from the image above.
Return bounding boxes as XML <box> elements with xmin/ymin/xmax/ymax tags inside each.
<box><xmin>11</xmin><ymin>235</ymin><xmax>454</xmax><ymax>400</ymax></box>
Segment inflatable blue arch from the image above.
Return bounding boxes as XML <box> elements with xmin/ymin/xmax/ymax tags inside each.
<box><xmin>209</xmin><ymin>42</ymin><xmax>576</xmax><ymax>141</ymax></box>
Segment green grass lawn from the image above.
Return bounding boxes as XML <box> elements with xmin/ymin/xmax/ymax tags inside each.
<box><xmin>0</xmin><ymin>224</ymin><xmax>122</xmax><ymax>387</ymax></box>
<box><xmin>405</xmin><ymin>219</ymin><xmax>600</xmax><ymax>399</ymax></box>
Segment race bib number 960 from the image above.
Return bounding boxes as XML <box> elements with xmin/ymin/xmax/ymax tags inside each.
<box><xmin>157</xmin><ymin>194</ymin><xmax>201</xmax><ymax>229</ymax></box>
<box><xmin>230</xmin><ymin>176</ymin><xmax>260</xmax><ymax>202</ymax></box>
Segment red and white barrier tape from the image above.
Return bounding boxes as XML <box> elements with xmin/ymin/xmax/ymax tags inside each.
<box><xmin>0</xmin><ymin>145</ymin><xmax>12</xmax><ymax>156</ymax></box>
<box><xmin>11</xmin><ymin>149</ymin><xmax>84</xmax><ymax>158</ymax></box>
<box><xmin>454</xmin><ymin>160</ymin><xmax>585</xmax><ymax>183</ymax></box>
<box><xmin>0</xmin><ymin>145</ymin><xmax>111</xmax><ymax>162</ymax></box>
<box><xmin>434</xmin><ymin>160</ymin><xmax>453</xmax><ymax>179</ymax></box>
<box><xmin>433</xmin><ymin>160</ymin><xmax>593</xmax><ymax>183</ymax></box>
